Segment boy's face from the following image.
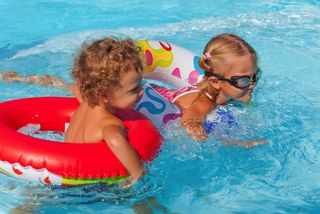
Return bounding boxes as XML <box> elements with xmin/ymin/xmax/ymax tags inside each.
<box><xmin>108</xmin><ymin>69</ymin><xmax>143</xmax><ymax>110</ymax></box>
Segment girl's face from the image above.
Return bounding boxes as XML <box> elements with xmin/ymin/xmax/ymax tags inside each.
<box><xmin>107</xmin><ymin>69</ymin><xmax>143</xmax><ymax>110</ymax></box>
<box><xmin>215</xmin><ymin>55</ymin><xmax>258</xmax><ymax>104</ymax></box>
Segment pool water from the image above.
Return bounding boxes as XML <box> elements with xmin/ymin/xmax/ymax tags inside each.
<box><xmin>1</xmin><ymin>0</ymin><xmax>320</xmax><ymax>213</ymax></box>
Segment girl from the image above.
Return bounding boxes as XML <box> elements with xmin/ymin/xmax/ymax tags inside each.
<box><xmin>151</xmin><ymin>33</ymin><xmax>262</xmax><ymax>142</ymax></box>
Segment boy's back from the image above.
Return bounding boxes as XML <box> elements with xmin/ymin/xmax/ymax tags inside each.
<box><xmin>65</xmin><ymin>102</ymin><xmax>123</xmax><ymax>143</ymax></box>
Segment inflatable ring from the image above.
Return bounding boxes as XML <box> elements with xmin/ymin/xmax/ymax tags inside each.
<box><xmin>136</xmin><ymin>40</ymin><xmax>236</xmax><ymax>131</ymax></box>
<box><xmin>0</xmin><ymin>97</ymin><xmax>162</xmax><ymax>185</ymax></box>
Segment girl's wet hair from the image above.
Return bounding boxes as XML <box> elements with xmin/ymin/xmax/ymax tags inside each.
<box><xmin>72</xmin><ymin>37</ymin><xmax>144</xmax><ymax>107</ymax></box>
<box><xmin>197</xmin><ymin>33</ymin><xmax>258</xmax><ymax>99</ymax></box>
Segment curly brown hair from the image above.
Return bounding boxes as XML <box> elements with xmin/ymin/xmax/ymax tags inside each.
<box><xmin>71</xmin><ymin>37</ymin><xmax>144</xmax><ymax>107</ymax></box>
<box><xmin>197</xmin><ymin>33</ymin><xmax>258</xmax><ymax>101</ymax></box>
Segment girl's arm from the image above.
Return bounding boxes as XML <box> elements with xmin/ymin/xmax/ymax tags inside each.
<box><xmin>223</xmin><ymin>139</ymin><xmax>267</xmax><ymax>147</ymax></box>
<box><xmin>180</xmin><ymin>96</ymin><xmax>267</xmax><ymax>147</ymax></box>
<box><xmin>180</xmin><ymin>96</ymin><xmax>215</xmax><ymax>141</ymax></box>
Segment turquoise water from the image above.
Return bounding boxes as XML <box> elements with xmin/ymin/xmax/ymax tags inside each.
<box><xmin>1</xmin><ymin>0</ymin><xmax>320</xmax><ymax>213</ymax></box>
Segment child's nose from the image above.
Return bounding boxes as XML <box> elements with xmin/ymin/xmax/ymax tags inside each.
<box><xmin>250</xmin><ymin>79</ymin><xmax>257</xmax><ymax>87</ymax></box>
<box><xmin>136</xmin><ymin>88</ymin><xmax>144</xmax><ymax>104</ymax></box>
<box><xmin>138</xmin><ymin>88</ymin><xmax>144</xmax><ymax>97</ymax></box>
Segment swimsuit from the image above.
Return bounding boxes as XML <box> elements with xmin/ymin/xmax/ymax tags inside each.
<box><xmin>150</xmin><ymin>83</ymin><xmax>214</xmax><ymax>103</ymax></box>
<box><xmin>150</xmin><ymin>83</ymin><xmax>200</xmax><ymax>103</ymax></box>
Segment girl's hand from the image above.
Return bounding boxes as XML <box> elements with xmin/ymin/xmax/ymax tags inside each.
<box><xmin>181</xmin><ymin>120</ymin><xmax>208</xmax><ymax>141</ymax></box>
<box><xmin>224</xmin><ymin>139</ymin><xmax>267</xmax><ymax>147</ymax></box>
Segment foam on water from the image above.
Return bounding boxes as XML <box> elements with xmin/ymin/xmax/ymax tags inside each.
<box><xmin>9</xmin><ymin>8</ymin><xmax>319</xmax><ymax>60</ymax></box>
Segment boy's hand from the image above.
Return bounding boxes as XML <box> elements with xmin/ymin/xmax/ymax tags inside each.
<box><xmin>120</xmin><ymin>168</ymin><xmax>148</xmax><ymax>188</ymax></box>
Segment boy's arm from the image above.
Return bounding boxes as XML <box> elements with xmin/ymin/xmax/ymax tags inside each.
<box><xmin>102</xmin><ymin>124</ymin><xmax>144</xmax><ymax>180</ymax></box>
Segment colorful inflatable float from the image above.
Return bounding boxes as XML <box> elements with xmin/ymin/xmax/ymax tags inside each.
<box><xmin>0</xmin><ymin>40</ymin><xmax>235</xmax><ymax>185</ymax></box>
<box><xmin>136</xmin><ymin>40</ymin><xmax>236</xmax><ymax>130</ymax></box>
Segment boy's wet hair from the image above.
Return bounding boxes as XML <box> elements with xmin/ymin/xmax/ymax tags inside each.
<box><xmin>72</xmin><ymin>37</ymin><xmax>144</xmax><ymax>107</ymax></box>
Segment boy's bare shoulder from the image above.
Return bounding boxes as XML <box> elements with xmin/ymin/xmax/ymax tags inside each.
<box><xmin>99</xmin><ymin>115</ymin><xmax>127</xmax><ymax>142</ymax></box>
<box><xmin>99</xmin><ymin>114</ymin><xmax>125</xmax><ymax>132</ymax></box>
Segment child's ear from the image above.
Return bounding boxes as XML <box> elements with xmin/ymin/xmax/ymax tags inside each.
<box><xmin>102</xmin><ymin>97</ymin><xmax>109</xmax><ymax>103</ymax></box>
<box><xmin>208</xmin><ymin>77</ymin><xmax>221</xmax><ymax>90</ymax></box>
<box><xmin>100</xmin><ymin>97</ymin><xmax>110</xmax><ymax>106</ymax></box>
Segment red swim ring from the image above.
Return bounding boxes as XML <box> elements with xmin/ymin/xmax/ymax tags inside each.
<box><xmin>0</xmin><ymin>97</ymin><xmax>162</xmax><ymax>185</ymax></box>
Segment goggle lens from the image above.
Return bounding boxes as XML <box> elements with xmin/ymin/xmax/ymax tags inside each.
<box><xmin>233</xmin><ymin>77</ymin><xmax>251</xmax><ymax>89</ymax></box>
<box><xmin>204</xmin><ymin>68</ymin><xmax>262</xmax><ymax>89</ymax></box>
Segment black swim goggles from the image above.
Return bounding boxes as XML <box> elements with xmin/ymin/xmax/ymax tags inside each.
<box><xmin>204</xmin><ymin>68</ymin><xmax>262</xmax><ymax>89</ymax></box>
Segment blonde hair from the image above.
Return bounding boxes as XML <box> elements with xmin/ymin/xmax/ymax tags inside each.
<box><xmin>197</xmin><ymin>33</ymin><xmax>258</xmax><ymax>100</ymax></box>
<box><xmin>72</xmin><ymin>37</ymin><xmax>144</xmax><ymax>107</ymax></box>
